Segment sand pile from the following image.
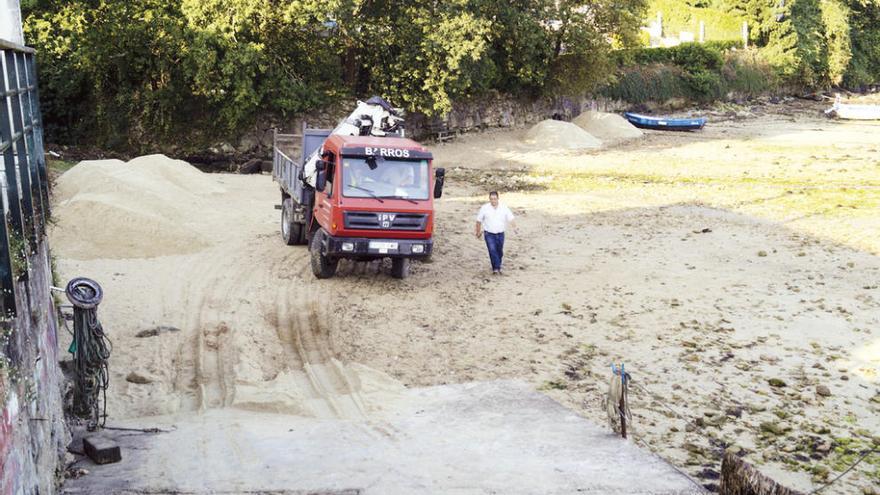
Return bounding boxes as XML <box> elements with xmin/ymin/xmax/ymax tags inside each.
<box><xmin>572</xmin><ymin>111</ymin><xmax>643</xmax><ymax>144</ymax></box>
<box><xmin>523</xmin><ymin>120</ymin><xmax>602</xmax><ymax>149</ymax></box>
<box><xmin>51</xmin><ymin>154</ymin><xmax>225</xmax><ymax>259</ymax></box>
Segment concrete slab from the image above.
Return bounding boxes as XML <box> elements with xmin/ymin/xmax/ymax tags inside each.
<box><xmin>62</xmin><ymin>381</ymin><xmax>704</xmax><ymax>494</ymax></box>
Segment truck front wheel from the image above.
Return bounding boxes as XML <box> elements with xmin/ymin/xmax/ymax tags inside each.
<box><xmin>391</xmin><ymin>258</ymin><xmax>410</xmax><ymax>279</ymax></box>
<box><xmin>310</xmin><ymin>230</ymin><xmax>338</xmax><ymax>279</ymax></box>
<box><xmin>281</xmin><ymin>198</ymin><xmax>306</xmax><ymax>245</ymax></box>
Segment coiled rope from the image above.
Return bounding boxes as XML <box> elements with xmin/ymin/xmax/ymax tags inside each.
<box><xmin>65</xmin><ymin>277</ymin><xmax>110</xmax><ymax>431</ymax></box>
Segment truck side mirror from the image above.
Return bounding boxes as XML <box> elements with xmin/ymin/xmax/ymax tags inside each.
<box><xmin>433</xmin><ymin>168</ymin><xmax>445</xmax><ymax>199</ymax></box>
<box><xmin>315</xmin><ymin>160</ymin><xmax>327</xmax><ymax>192</ymax></box>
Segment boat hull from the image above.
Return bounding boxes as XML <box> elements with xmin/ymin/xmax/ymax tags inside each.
<box><xmin>827</xmin><ymin>104</ymin><xmax>880</xmax><ymax>120</ymax></box>
<box><xmin>624</xmin><ymin>112</ymin><xmax>707</xmax><ymax>131</ymax></box>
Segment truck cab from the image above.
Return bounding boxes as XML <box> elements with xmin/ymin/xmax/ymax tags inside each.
<box><xmin>273</xmin><ymin>127</ymin><xmax>445</xmax><ymax>279</ymax></box>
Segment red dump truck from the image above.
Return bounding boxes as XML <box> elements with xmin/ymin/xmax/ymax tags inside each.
<box><xmin>273</xmin><ymin>97</ymin><xmax>445</xmax><ymax>279</ymax></box>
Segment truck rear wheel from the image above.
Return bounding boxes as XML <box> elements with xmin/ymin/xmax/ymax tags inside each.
<box><xmin>281</xmin><ymin>198</ymin><xmax>305</xmax><ymax>245</ymax></box>
<box><xmin>310</xmin><ymin>230</ymin><xmax>338</xmax><ymax>279</ymax></box>
<box><xmin>391</xmin><ymin>258</ymin><xmax>410</xmax><ymax>279</ymax></box>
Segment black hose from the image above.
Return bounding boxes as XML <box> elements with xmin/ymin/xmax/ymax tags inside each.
<box><xmin>66</xmin><ymin>278</ymin><xmax>110</xmax><ymax>430</ymax></box>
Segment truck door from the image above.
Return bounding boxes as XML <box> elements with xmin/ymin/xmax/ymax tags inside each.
<box><xmin>314</xmin><ymin>152</ymin><xmax>335</xmax><ymax>233</ymax></box>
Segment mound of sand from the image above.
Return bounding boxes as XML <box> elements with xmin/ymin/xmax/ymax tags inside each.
<box><xmin>54</xmin><ymin>154</ymin><xmax>224</xmax><ymax>201</ymax></box>
<box><xmin>51</xmin><ymin>154</ymin><xmax>224</xmax><ymax>259</ymax></box>
<box><xmin>572</xmin><ymin>111</ymin><xmax>643</xmax><ymax>144</ymax></box>
<box><xmin>523</xmin><ymin>120</ymin><xmax>602</xmax><ymax>149</ymax></box>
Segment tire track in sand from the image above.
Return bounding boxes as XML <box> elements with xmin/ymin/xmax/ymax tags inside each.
<box><xmin>171</xmin><ymin>239</ymin><xmax>370</xmax><ymax>418</ymax></box>
<box><xmin>271</xmin><ymin>252</ymin><xmax>368</xmax><ymax>419</ymax></box>
<box><xmin>172</xmin><ymin>246</ymin><xmax>259</xmax><ymax>412</ymax></box>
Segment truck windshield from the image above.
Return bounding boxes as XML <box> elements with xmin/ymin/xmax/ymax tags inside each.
<box><xmin>341</xmin><ymin>158</ymin><xmax>429</xmax><ymax>200</ymax></box>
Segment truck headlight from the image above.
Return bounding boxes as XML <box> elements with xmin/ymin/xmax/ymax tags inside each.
<box><xmin>342</xmin><ymin>242</ymin><xmax>355</xmax><ymax>252</ymax></box>
<box><xmin>412</xmin><ymin>244</ymin><xmax>424</xmax><ymax>254</ymax></box>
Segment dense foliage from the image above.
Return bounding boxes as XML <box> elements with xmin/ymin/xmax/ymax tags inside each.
<box><xmin>19</xmin><ymin>0</ymin><xmax>880</xmax><ymax>148</ymax></box>
<box><xmin>605</xmin><ymin>42</ymin><xmax>775</xmax><ymax>102</ymax></box>
<box><xmin>714</xmin><ymin>0</ymin><xmax>880</xmax><ymax>87</ymax></box>
<box><xmin>647</xmin><ymin>0</ymin><xmax>745</xmax><ymax>41</ymax></box>
<box><xmin>843</xmin><ymin>0</ymin><xmax>880</xmax><ymax>87</ymax></box>
<box><xmin>22</xmin><ymin>0</ymin><xmax>648</xmax><ymax>150</ymax></box>
<box><xmin>622</xmin><ymin>0</ymin><xmax>880</xmax><ymax>103</ymax></box>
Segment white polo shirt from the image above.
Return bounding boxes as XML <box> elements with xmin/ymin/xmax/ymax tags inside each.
<box><xmin>476</xmin><ymin>202</ymin><xmax>515</xmax><ymax>234</ymax></box>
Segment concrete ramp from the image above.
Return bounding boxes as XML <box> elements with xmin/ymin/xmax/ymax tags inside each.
<box><xmin>62</xmin><ymin>381</ymin><xmax>704</xmax><ymax>494</ymax></box>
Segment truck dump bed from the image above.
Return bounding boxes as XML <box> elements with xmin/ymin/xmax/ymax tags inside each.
<box><xmin>273</xmin><ymin>126</ymin><xmax>331</xmax><ymax>202</ymax></box>
<box><xmin>273</xmin><ymin>133</ymin><xmax>299</xmax><ymax>163</ymax></box>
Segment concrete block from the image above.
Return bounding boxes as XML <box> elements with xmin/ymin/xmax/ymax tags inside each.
<box><xmin>84</xmin><ymin>436</ymin><xmax>122</xmax><ymax>465</ymax></box>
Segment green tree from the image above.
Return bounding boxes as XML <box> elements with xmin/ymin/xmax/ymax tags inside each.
<box><xmin>820</xmin><ymin>0</ymin><xmax>851</xmax><ymax>85</ymax></box>
<box><xmin>26</xmin><ymin>1</ymin><xmax>196</xmax><ymax>148</ymax></box>
<box><xmin>327</xmin><ymin>0</ymin><xmax>490</xmax><ymax>115</ymax></box>
<box><xmin>844</xmin><ymin>0</ymin><xmax>880</xmax><ymax>86</ymax></box>
<box><xmin>23</xmin><ymin>0</ymin><xmax>660</xmax><ymax>149</ymax></box>
<box><xmin>472</xmin><ymin>0</ymin><xmax>555</xmax><ymax>94</ymax></box>
<box><xmin>181</xmin><ymin>0</ymin><xmax>337</xmax><ymax>126</ymax></box>
<box><xmin>718</xmin><ymin>0</ymin><xmax>880</xmax><ymax>87</ymax></box>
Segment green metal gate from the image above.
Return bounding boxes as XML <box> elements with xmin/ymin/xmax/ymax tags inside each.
<box><xmin>1</xmin><ymin>38</ymin><xmax>49</xmax><ymax>319</ymax></box>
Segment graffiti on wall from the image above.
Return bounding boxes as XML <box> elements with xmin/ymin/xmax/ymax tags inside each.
<box><xmin>1</xmin><ymin>389</ymin><xmax>20</xmax><ymax>495</ymax></box>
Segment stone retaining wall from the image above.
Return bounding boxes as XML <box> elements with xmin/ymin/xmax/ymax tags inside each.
<box><xmin>407</xmin><ymin>94</ymin><xmax>626</xmax><ymax>139</ymax></box>
<box><xmin>1</xmin><ymin>243</ymin><xmax>68</xmax><ymax>494</ymax></box>
<box><xmin>222</xmin><ymin>94</ymin><xmax>626</xmax><ymax>172</ymax></box>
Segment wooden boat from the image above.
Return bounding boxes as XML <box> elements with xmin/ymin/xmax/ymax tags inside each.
<box><xmin>624</xmin><ymin>112</ymin><xmax>707</xmax><ymax>131</ymax></box>
<box><xmin>825</xmin><ymin>96</ymin><xmax>880</xmax><ymax>120</ymax></box>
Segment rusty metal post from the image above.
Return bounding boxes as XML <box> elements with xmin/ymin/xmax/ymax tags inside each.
<box><xmin>619</xmin><ymin>364</ymin><xmax>627</xmax><ymax>439</ymax></box>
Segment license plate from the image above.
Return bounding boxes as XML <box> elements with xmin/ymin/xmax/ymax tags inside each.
<box><xmin>369</xmin><ymin>241</ymin><xmax>398</xmax><ymax>253</ymax></box>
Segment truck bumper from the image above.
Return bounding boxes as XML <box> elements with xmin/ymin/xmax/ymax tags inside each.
<box><xmin>324</xmin><ymin>235</ymin><xmax>433</xmax><ymax>258</ymax></box>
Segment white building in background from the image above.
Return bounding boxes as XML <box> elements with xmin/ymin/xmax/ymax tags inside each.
<box><xmin>1</xmin><ymin>0</ymin><xmax>24</xmax><ymax>44</ymax></box>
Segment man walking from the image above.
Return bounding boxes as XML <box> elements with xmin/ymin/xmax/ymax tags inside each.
<box><xmin>475</xmin><ymin>191</ymin><xmax>516</xmax><ymax>274</ymax></box>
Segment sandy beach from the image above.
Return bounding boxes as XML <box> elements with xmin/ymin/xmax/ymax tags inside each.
<box><xmin>50</xmin><ymin>97</ymin><xmax>880</xmax><ymax>494</ymax></box>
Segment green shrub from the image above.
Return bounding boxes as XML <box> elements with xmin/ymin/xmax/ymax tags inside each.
<box><xmin>669</xmin><ymin>42</ymin><xmax>725</xmax><ymax>70</ymax></box>
<box><xmin>722</xmin><ymin>49</ymin><xmax>777</xmax><ymax>96</ymax></box>
<box><xmin>685</xmin><ymin>70</ymin><xmax>725</xmax><ymax>99</ymax></box>
<box><xmin>613</xmin><ymin>42</ymin><xmax>725</xmax><ymax>71</ymax></box>
<box><xmin>604</xmin><ymin>46</ymin><xmax>777</xmax><ymax>104</ymax></box>
<box><xmin>604</xmin><ymin>63</ymin><xmax>724</xmax><ymax>102</ymax></box>
<box><xmin>610</xmin><ymin>42</ymin><xmax>731</xmax><ymax>100</ymax></box>
<box><xmin>704</xmin><ymin>40</ymin><xmax>742</xmax><ymax>52</ymax></box>
<box><xmin>602</xmin><ymin>63</ymin><xmax>689</xmax><ymax>103</ymax></box>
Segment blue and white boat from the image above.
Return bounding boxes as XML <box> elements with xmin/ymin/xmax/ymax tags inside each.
<box><xmin>624</xmin><ymin>112</ymin><xmax>707</xmax><ymax>131</ymax></box>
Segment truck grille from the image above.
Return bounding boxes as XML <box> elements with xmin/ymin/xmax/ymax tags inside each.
<box><xmin>344</xmin><ymin>212</ymin><xmax>428</xmax><ymax>231</ymax></box>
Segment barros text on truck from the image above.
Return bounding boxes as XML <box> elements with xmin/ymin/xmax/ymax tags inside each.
<box><xmin>365</xmin><ymin>147</ymin><xmax>410</xmax><ymax>158</ymax></box>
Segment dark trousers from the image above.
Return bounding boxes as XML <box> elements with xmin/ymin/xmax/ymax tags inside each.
<box><xmin>484</xmin><ymin>232</ymin><xmax>505</xmax><ymax>271</ymax></box>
